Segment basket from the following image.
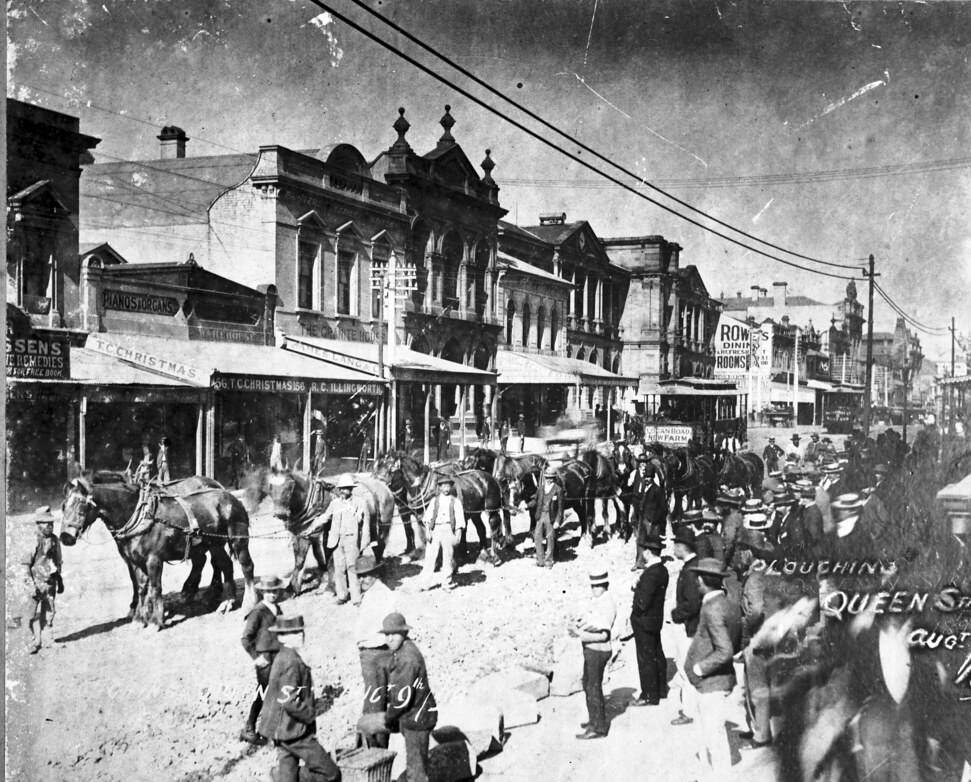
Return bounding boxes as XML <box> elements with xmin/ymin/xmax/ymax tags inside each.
<box><xmin>337</xmin><ymin>747</ymin><xmax>397</xmax><ymax>782</ymax></box>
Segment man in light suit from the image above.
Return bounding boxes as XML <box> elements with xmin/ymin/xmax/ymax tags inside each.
<box><xmin>685</xmin><ymin>557</ymin><xmax>742</xmax><ymax>781</ymax></box>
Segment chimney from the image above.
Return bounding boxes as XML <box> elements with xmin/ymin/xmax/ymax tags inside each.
<box><xmin>772</xmin><ymin>281</ymin><xmax>788</xmax><ymax>306</ymax></box>
<box><xmin>158</xmin><ymin>126</ymin><xmax>188</xmax><ymax>159</ymax></box>
<box><xmin>750</xmin><ymin>285</ymin><xmax>761</xmax><ymax>300</ymax></box>
<box><xmin>736</xmin><ymin>291</ymin><xmax>742</xmax><ymax>299</ymax></box>
<box><xmin>539</xmin><ymin>212</ymin><xmax>567</xmax><ymax>226</ymax></box>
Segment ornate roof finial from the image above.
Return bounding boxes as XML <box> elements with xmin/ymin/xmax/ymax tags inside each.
<box><xmin>391</xmin><ymin>106</ymin><xmax>412</xmax><ymax>153</ymax></box>
<box><xmin>480</xmin><ymin>148</ymin><xmax>495</xmax><ymax>185</ymax></box>
<box><xmin>438</xmin><ymin>104</ymin><xmax>456</xmax><ymax>147</ymax></box>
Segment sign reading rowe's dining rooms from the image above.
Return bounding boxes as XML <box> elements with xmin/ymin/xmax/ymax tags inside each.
<box><xmin>713</xmin><ymin>314</ymin><xmax>752</xmax><ymax>377</ymax></box>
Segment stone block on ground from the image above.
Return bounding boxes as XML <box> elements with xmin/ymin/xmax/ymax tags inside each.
<box><xmin>433</xmin><ymin>696</ymin><xmax>503</xmax><ymax>758</ymax></box>
<box><xmin>427</xmin><ymin>739</ymin><xmax>477</xmax><ymax>782</ymax></box>
<box><xmin>473</xmin><ymin>667</ymin><xmax>551</xmax><ymax>701</ymax></box>
<box><xmin>550</xmin><ymin>636</ymin><xmax>583</xmax><ymax>697</ymax></box>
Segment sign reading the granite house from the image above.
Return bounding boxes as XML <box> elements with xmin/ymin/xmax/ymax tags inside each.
<box><xmin>5</xmin><ymin>329</ymin><xmax>70</xmax><ymax>379</ymax></box>
<box><xmin>103</xmin><ymin>289</ymin><xmax>180</xmax><ymax>316</ymax></box>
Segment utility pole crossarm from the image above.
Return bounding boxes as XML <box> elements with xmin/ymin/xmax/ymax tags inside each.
<box><xmin>862</xmin><ymin>254</ymin><xmax>880</xmax><ymax>438</ymax></box>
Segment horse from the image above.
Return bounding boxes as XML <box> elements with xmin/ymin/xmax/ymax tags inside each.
<box><xmin>716</xmin><ymin>451</ymin><xmax>765</xmax><ymax>497</ymax></box>
<box><xmin>265</xmin><ymin>468</ymin><xmax>395</xmax><ymax>595</ymax></box>
<box><xmin>387</xmin><ymin>453</ymin><xmax>505</xmax><ymax>564</ymax></box>
<box><xmin>491</xmin><ymin>453</ymin><xmax>547</xmax><ymax>541</ymax></box>
<box><xmin>548</xmin><ymin>457</ymin><xmax>595</xmax><ymax>544</ymax></box>
<box><xmin>579</xmin><ymin>448</ymin><xmax>627</xmax><ymax>540</ymax></box>
<box><xmin>650</xmin><ymin>443</ymin><xmax>718</xmax><ymax>520</ymax></box>
<box><xmin>460</xmin><ymin>447</ymin><xmax>498</xmax><ymax>473</ymax></box>
<box><xmin>60</xmin><ymin>478</ymin><xmax>255</xmax><ymax>629</ymax></box>
<box><xmin>373</xmin><ymin>452</ymin><xmax>427</xmax><ymax>560</ymax></box>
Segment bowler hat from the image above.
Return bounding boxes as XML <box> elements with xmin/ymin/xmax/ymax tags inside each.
<box><xmin>673</xmin><ymin>526</ymin><xmax>697</xmax><ymax>547</ymax></box>
<box><xmin>269</xmin><ymin>615</ymin><xmax>305</xmax><ymax>634</ymax></box>
<box><xmin>791</xmin><ymin>433</ymin><xmax>801</xmax><ymax>441</ymax></box>
<box><xmin>642</xmin><ymin>534</ymin><xmax>665</xmax><ymax>552</ymax></box>
<box><xmin>355</xmin><ymin>555</ymin><xmax>382</xmax><ymax>576</ymax></box>
<box><xmin>702</xmin><ymin>508</ymin><xmax>721</xmax><ymax>524</ymax></box>
<box><xmin>588</xmin><ymin>570</ymin><xmax>610</xmax><ymax>587</ymax></box>
<box><xmin>336</xmin><ymin>474</ymin><xmax>357</xmax><ymax>489</ymax></box>
<box><xmin>635</xmin><ymin>454</ymin><xmax>650</xmax><ymax>463</ymax></box>
<box><xmin>32</xmin><ymin>505</ymin><xmax>56</xmax><ymax>524</ymax></box>
<box><xmin>688</xmin><ymin>557</ymin><xmax>729</xmax><ymax>579</ymax></box>
<box><xmin>743</xmin><ymin>512</ymin><xmax>771</xmax><ymax>531</ymax></box>
<box><xmin>381</xmin><ymin>612</ymin><xmax>412</xmax><ymax>634</ymax></box>
<box><xmin>255</xmin><ymin>575</ymin><xmax>287</xmax><ymax>592</ymax></box>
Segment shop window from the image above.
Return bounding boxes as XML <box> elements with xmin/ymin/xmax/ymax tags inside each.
<box><xmin>297</xmin><ymin>240</ymin><xmax>318</xmax><ymax>310</ymax></box>
<box><xmin>506</xmin><ymin>300</ymin><xmax>515</xmax><ymax>345</ymax></box>
<box><xmin>337</xmin><ymin>250</ymin><xmax>355</xmax><ymax>316</ymax></box>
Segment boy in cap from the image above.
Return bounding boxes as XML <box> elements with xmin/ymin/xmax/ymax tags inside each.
<box><xmin>240</xmin><ymin>575</ymin><xmax>287</xmax><ymax>744</ymax></box>
<box><xmin>257</xmin><ymin>615</ymin><xmax>340</xmax><ymax>782</ymax></box>
<box><xmin>531</xmin><ymin>462</ymin><xmax>564</xmax><ymax>568</ymax></box>
<box><xmin>381</xmin><ymin>613</ymin><xmax>438</xmax><ymax>782</ymax></box>
<box><xmin>571</xmin><ymin>570</ymin><xmax>616</xmax><ymax>739</ymax></box>
<box><xmin>685</xmin><ymin>558</ymin><xmax>742</xmax><ymax>780</ymax></box>
<box><xmin>421</xmin><ymin>476</ymin><xmax>466</xmax><ymax>590</ymax></box>
<box><xmin>354</xmin><ymin>555</ymin><xmax>396</xmax><ymax>748</ymax></box>
<box><xmin>323</xmin><ymin>475</ymin><xmax>369</xmax><ymax>605</ymax></box>
<box><xmin>24</xmin><ymin>506</ymin><xmax>63</xmax><ymax>654</ymax></box>
<box><xmin>630</xmin><ymin>534</ymin><xmax>669</xmax><ymax>706</ymax></box>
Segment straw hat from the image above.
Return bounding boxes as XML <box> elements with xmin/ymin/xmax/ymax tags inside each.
<box><xmin>336</xmin><ymin>474</ymin><xmax>357</xmax><ymax>489</ymax></box>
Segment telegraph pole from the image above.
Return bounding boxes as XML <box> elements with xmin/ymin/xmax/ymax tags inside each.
<box><xmin>862</xmin><ymin>254</ymin><xmax>879</xmax><ymax>437</ymax></box>
<box><xmin>949</xmin><ymin>315</ymin><xmax>956</xmax><ymax>436</ymax></box>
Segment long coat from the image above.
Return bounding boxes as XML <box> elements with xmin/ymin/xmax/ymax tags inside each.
<box><xmin>531</xmin><ymin>479</ymin><xmax>564</xmax><ymax>526</ymax></box>
<box><xmin>240</xmin><ymin>602</ymin><xmax>280</xmax><ymax>660</ymax></box>
<box><xmin>671</xmin><ymin>555</ymin><xmax>703</xmax><ymax>637</ymax></box>
<box><xmin>685</xmin><ymin>592</ymin><xmax>742</xmax><ymax>693</ymax></box>
<box><xmin>386</xmin><ymin>639</ymin><xmax>438</xmax><ymax>732</ymax></box>
<box><xmin>257</xmin><ymin>646</ymin><xmax>317</xmax><ymax>742</ymax></box>
<box><xmin>631</xmin><ymin>561</ymin><xmax>669</xmax><ymax>633</ymax></box>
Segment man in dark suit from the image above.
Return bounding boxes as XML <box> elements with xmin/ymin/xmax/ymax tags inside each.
<box><xmin>382</xmin><ymin>612</ymin><xmax>438</xmax><ymax>782</ymax></box>
<box><xmin>685</xmin><ymin>558</ymin><xmax>742</xmax><ymax>781</ymax></box>
<box><xmin>670</xmin><ymin>526</ymin><xmax>702</xmax><ymax>726</ymax></box>
<box><xmin>257</xmin><ymin>615</ymin><xmax>340</xmax><ymax>782</ymax></box>
<box><xmin>630</xmin><ymin>533</ymin><xmax>669</xmax><ymax>706</ymax></box>
<box><xmin>629</xmin><ymin>458</ymin><xmax>666</xmax><ymax>569</ymax></box>
<box><xmin>530</xmin><ymin>466</ymin><xmax>565</xmax><ymax>568</ymax></box>
<box><xmin>239</xmin><ymin>575</ymin><xmax>287</xmax><ymax>745</ymax></box>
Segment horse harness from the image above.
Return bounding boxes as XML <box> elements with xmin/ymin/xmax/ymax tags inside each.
<box><xmin>115</xmin><ymin>484</ymin><xmax>211</xmax><ymax>561</ymax></box>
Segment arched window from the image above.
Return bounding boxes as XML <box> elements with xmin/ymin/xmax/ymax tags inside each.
<box><xmin>576</xmin><ymin>346</ymin><xmax>586</xmax><ymax>361</ymax></box>
<box><xmin>471</xmin><ymin>243</ymin><xmax>489</xmax><ymax>316</ymax></box>
<box><xmin>521</xmin><ymin>301</ymin><xmax>531</xmax><ymax>347</ymax></box>
<box><xmin>574</xmin><ymin>272</ymin><xmax>584</xmax><ymax>317</ymax></box>
<box><xmin>589</xmin><ymin>349</ymin><xmax>599</xmax><ymax>366</ymax></box>
<box><xmin>550</xmin><ymin>308</ymin><xmax>559</xmax><ymax>351</ymax></box>
<box><xmin>536</xmin><ymin>306</ymin><xmax>546</xmax><ymax>349</ymax></box>
<box><xmin>506</xmin><ymin>299</ymin><xmax>516</xmax><ymax>345</ymax></box>
<box><xmin>441</xmin><ymin>231</ymin><xmax>462</xmax><ymax>308</ymax></box>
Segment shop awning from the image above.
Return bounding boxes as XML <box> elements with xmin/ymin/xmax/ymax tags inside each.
<box><xmin>654</xmin><ymin>382</ymin><xmax>741</xmax><ymax>397</ymax></box>
<box><xmin>806</xmin><ymin>379</ymin><xmax>835</xmax><ymax>391</ymax></box>
<box><xmin>7</xmin><ymin>346</ymin><xmax>191</xmax><ymax>387</ymax></box>
<box><xmin>769</xmin><ymin>381</ymin><xmax>816</xmax><ymax>404</ymax></box>
<box><xmin>496</xmin><ymin>350</ymin><xmax>636</xmax><ymax>387</ymax></box>
<box><xmin>84</xmin><ymin>333</ymin><xmax>385</xmax><ymax>395</ymax></box>
<box><xmin>280</xmin><ymin>334</ymin><xmax>496</xmax><ymax>385</ymax></box>
<box><xmin>496</xmin><ymin>254</ymin><xmax>573</xmax><ymax>286</ymax></box>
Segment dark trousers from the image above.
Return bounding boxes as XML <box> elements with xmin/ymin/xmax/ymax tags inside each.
<box><xmin>402</xmin><ymin>727</ymin><xmax>431</xmax><ymax>782</ymax></box>
<box><xmin>744</xmin><ymin>647</ymin><xmax>772</xmax><ymax>743</ymax></box>
<box><xmin>581</xmin><ymin>646</ymin><xmax>611</xmax><ymax>734</ymax></box>
<box><xmin>533</xmin><ymin>514</ymin><xmax>555</xmax><ymax>564</ymax></box>
<box><xmin>499</xmin><ymin>437</ymin><xmax>508</xmax><ymax>455</ymax></box>
<box><xmin>245</xmin><ymin>659</ymin><xmax>273</xmax><ymax>729</ymax></box>
<box><xmin>632</xmin><ymin>627</ymin><xmax>666</xmax><ymax>702</ymax></box>
<box><xmin>359</xmin><ymin>647</ymin><xmax>391</xmax><ymax>749</ymax></box>
<box><xmin>274</xmin><ymin>733</ymin><xmax>340</xmax><ymax>782</ymax></box>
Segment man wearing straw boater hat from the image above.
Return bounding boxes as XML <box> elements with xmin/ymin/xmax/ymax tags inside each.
<box><xmin>571</xmin><ymin>569</ymin><xmax>616</xmax><ymax>740</ymax></box>
<box><xmin>380</xmin><ymin>612</ymin><xmax>438</xmax><ymax>782</ymax></box>
<box><xmin>684</xmin><ymin>557</ymin><xmax>742</xmax><ymax>781</ymax></box>
<box><xmin>630</xmin><ymin>533</ymin><xmax>669</xmax><ymax>707</ymax></box>
<box><xmin>257</xmin><ymin>615</ymin><xmax>340</xmax><ymax>782</ymax></box>
<box><xmin>24</xmin><ymin>506</ymin><xmax>63</xmax><ymax>654</ymax></box>
<box><xmin>353</xmin><ymin>554</ymin><xmax>396</xmax><ymax>749</ymax></box>
<box><xmin>239</xmin><ymin>575</ymin><xmax>288</xmax><ymax>745</ymax></box>
<box><xmin>323</xmin><ymin>474</ymin><xmax>369</xmax><ymax>605</ymax></box>
<box><xmin>530</xmin><ymin>458</ymin><xmax>565</xmax><ymax>568</ymax></box>
<box><xmin>420</xmin><ymin>475</ymin><xmax>466</xmax><ymax>591</ymax></box>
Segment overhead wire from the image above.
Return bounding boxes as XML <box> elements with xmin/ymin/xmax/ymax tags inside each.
<box><xmin>872</xmin><ymin>281</ymin><xmax>949</xmax><ymax>335</ymax></box>
<box><xmin>306</xmin><ymin>0</ymin><xmax>858</xmax><ymax>281</ymax></box>
<box><xmin>339</xmin><ymin>0</ymin><xmax>860</xmax><ymax>271</ymax></box>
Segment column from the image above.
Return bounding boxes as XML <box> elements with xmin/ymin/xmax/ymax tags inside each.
<box><xmin>572</xmin><ymin>270</ymin><xmax>580</xmax><ymax>317</ymax></box>
<box><xmin>79</xmin><ymin>393</ymin><xmax>88</xmax><ymax>470</ymax></box>
<box><xmin>595</xmin><ymin>278</ymin><xmax>603</xmax><ymax>322</ymax></box>
<box><xmin>196</xmin><ymin>401</ymin><xmax>205</xmax><ymax>476</ymax></box>
<box><xmin>389</xmin><ymin>381</ymin><xmax>398</xmax><ymax>452</ymax></box>
<box><xmin>485</xmin><ymin>269</ymin><xmax>495</xmax><ymax>319</ymax></box>
<box><xmin>583</xmin><ymin>275</ymin><xmax>591</xmax><ymax>326</ymax></box>
<box><xmin>435</xmin><ymin>383</ymin><xmax>442</xmax><ymax>419</ymax></box>
<box><xmin>458</xmin><ymin>259</ymin><xmax>468</xmax><ymax>314</ymax></box>
<box><xmin>205</xmin><ymin>395</ymin><xmax>216</xmax><ymax>477</ymax></box>
<box><xmin>424</xmin><ymin>385</ymin><xmax>432</xmax><ymax>465</ymax></box>
<box><xmin>302</xmin><ymin>390</ymin><xmax>312</xmax><ymax>472</ymax></box>
<box><xmin>458</xmin><ymin>385</ymin><xmax>467</xmax><ymax>459</ymax></box>
<box><xmin>540</xmin><ymin>311</ymin><xmax>552</xmax><ymax>351</ymax></box>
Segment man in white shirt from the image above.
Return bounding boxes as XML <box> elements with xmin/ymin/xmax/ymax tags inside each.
<box><xmin>785</xmin><ymin>433</ymin><xmax>805</xmax><ymax>463</ymax></box>
<box><xmin>354</xmin><ymin>554</ymin><xmax>396</xmax><ymax>748</ymax></box>
<box><xmin>571</xmin><ymin>569</ymin><xmax>617</xmax><ymax>740</ymax></box>
<box><xmin>323</xmin><ymin>475</ymin><xmax>370</xmax><ymax>605</ymax></box>
<box><xmin>421</xmin><ymin>477</ymin><xmax>466</xmax><ymax>591</ymax></box>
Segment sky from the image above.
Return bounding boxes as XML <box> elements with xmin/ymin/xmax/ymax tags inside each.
<box><xmin>8</xmin><ymin>0</ymin><xmax>971</xmax><ymax>360</ymax></box>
